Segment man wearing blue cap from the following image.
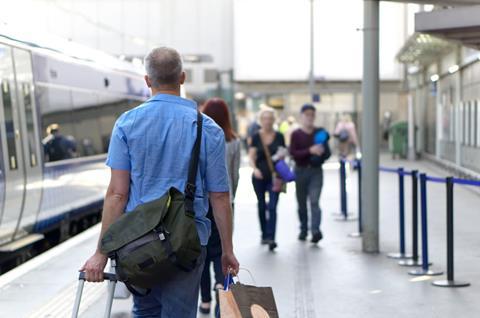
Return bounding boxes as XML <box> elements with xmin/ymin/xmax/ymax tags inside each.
<box><xmin>289</xmin><ymin>104</ymin><xmax>331</xmax><ymax>243</ymax></box>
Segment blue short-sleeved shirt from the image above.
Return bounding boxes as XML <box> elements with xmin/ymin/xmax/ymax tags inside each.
<box><xmin>106</xmin><ymin>94</ymin><xmax>230</xmax><ymax>246</ymax></box>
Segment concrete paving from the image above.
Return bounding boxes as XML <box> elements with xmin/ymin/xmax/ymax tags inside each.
<box><xmin>1</xmin><ymin>155</ymin><xmax>479</xmax><ymax>317</ymax></box>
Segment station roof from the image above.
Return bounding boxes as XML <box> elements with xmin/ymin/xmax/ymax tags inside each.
<box><xmin>396</xmin><ymin>33</ymin><xmax>455</xmax><ymax>65</ymax></box>
<box><xmin>387</xmin><ymin>0</ymin><xmax>480</xmax><ymax>4</ymax></box>
<box><xmin>415</xmin><ymin>5</ymin><xmax>480</xmax><ymax>50</ymax></box>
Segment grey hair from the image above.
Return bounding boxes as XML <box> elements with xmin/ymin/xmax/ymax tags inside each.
<box><xmin>144</xmin><ymin>47</ymin><xmax>183</xmax><ymax>87</ymax></box>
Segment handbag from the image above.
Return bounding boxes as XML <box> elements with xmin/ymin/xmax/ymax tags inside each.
<box><xmin>100</xmin><ymin>112</ymin><xmax>203</xmax><ymax>293</ymax></box>
<box><xmin>219</xmin><ymin>272</ymin><xmax>279</xmax><ymax>318</ymax></box>
<box><xmin>259</xmin><ymin>135</ymin><xmax>286</xmax><ymax>193</ymax></box>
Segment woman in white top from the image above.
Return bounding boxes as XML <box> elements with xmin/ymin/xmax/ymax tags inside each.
<box><xmin>199</xmin><ymin>97</ymin><xmax>241</xmax><ymax>315</ymax></box>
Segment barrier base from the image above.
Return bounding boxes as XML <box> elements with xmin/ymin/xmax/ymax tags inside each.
<box><xmin>348</xmin><ymin>232</ymin><xmax>362</xmax><ymax>238</ymax></box>
<box><xmin>408</xmin><ymin>268</ymin><xmax>443</xmax><ymax>276</ymax></box>
<box><xmin>432</xmin><ymin>280</ymin><xmax>470</xmax><ymax>288</ymax></box>
<box><xmin>334</xmin><ymin>214</ymin><xmax>358</xmax><ymax>222</ymax></box>
<box><xmin>387</xmin><ymin>252</ymin><xmax>412</xmax><ymax>260</ymax></box>
<box><xmin>398</xmin><ymin>259</ymin><xmax>430</xmax><ymax>267</ymax></box>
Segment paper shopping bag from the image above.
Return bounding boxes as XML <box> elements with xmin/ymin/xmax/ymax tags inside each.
<box><xmin>219</xmin><ymin>283</ymin><xmax>279</xmax><ymax>318</ymax></box>
<box><xmin>219</xmin><ymin>289</ymin><xmax>243</xmax><ymax>318</ymax></box>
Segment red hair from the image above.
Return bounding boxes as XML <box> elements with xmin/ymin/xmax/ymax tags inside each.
<box><xmin>202</xmin><ymin>98</ymin><xmax>237</xmax><ymax>142</ymax></box>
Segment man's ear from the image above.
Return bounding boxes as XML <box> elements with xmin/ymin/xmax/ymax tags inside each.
<box><xmin>144</xmin><ymin>75</ymin><xmax>152</xmax><ymax>88</ymax></box>
<box><xmin>179</xmin><ymin>71</ymin><xmax>186</xmax><ymax>85</ymax></box>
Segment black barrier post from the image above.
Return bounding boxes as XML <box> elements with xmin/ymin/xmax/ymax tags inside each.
<box><xmin>399</xmin><ymin>170</ymin><xmax>425</xmax><ymax>267</ymax></box>
<box><xmin>433</xmin><ymin>177</ymin><xmax>470</xmax><ymax>287</ymax></box>
<box><xmin>409</xmin><ymin>173</ymin><xmax>442</xmax><ymax>276</ymax></box>
<box><xmin>388</xmin><ymin>167</ymin><xmax>412</xmax><ymax>259</ymax></box>
<box><xmin>336</xmin><ymin>159</ymin><xmax>356</xmax><ymax>222</ymax></box>
<box><xmin>349</xmin><ymin>159</ymin><xmax>362</xmax><ymax>237</ymax></box>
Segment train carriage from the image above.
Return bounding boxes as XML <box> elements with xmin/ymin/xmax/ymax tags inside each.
<box><xmin>0</xmin><ymin>30</ymin><xmax>148</xmax><ymax>266</ymax></box>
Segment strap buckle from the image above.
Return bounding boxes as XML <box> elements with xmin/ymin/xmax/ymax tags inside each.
<box><xmin>185</xmin><ymin>182</ymin><xmax>196</xmax><ymax>199</ymax></box>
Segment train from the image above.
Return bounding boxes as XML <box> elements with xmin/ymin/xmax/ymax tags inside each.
<box><xmin>0</xmin><ymin>29</ymin><xmax>149</xmax><ymax>270</ymax></box>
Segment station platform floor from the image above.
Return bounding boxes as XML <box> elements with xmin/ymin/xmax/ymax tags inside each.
<box><xmin>0</xmin><ymin>155</ymin><xmax>479</xmax><ymax>317</ymax></box>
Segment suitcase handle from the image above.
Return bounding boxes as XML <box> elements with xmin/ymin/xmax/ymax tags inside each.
<box><xmin>78</xmin><ymin>271</ymin><xmax>117</xmax><ymax>282</ymax></box>
<box><xmin>73</xmin><ymin>272</ymin><xmax>117</xmax><ymax>318</ymax></box>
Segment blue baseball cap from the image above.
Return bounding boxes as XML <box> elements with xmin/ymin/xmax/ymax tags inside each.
<box><xmin>301</xmin><ymin>104</ymin><xmax>316</xmax><ymax>113</ymax></box>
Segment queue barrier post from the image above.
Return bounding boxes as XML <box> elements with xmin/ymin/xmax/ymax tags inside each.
<box><xmin>409</xmin><ymin>173</ymin><xmax>443</xmax><ymax>276</ymax></box>
<box><xmin>399</xmin><ymin>170</ymin><xmax>427</xmax><ymax>267</ymax></box>
<box><xmin>349</xmin><ymin>159</ymin><xmax>362</xmax><ymax>237</ymax></box>
<box><xmin>432</xmin><ymin>177</ymin><xmax>470</xmax><ymax>287</ymax></box>
<box><xmin>335</xmin><ymin>158</ymin><xmax>356</xmax><ymax>222</ymax></box>
<box><xmin>388</xmin><ymin>167</ymin><xmax>412</xmax><ymax>260</ymax></box>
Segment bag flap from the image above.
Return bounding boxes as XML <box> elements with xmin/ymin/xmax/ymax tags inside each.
<box><xmin>100</xmin><ymin>188</ymin><xmax>176</xmax><ymax>254</ymax></box>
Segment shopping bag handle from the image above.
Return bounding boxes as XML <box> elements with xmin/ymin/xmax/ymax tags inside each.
<box><xmin>223</xmin><ymin>271</ymin><xmax>235</xmax><ymax>291</ymax></box>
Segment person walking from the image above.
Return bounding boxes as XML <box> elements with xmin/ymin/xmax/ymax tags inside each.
<box><xmin>290</xmin><ymin>104</ymin><xmax>331</xmax><ymax>243</ymax></box>
<box><xmin>198</xmin><ymin>97</ymin><xmax>241</xmax><ymax>315</ymax></box>
<box><xmin>248</xmin><ymin>107</ymin><xmax>286</xmax><ymax>251</ymax></box>
<box><xmin>334</xmin><ymin>113</ymin><xmax>359</xmax><ymax>159</ymax></box>
<box><xmin>80</xmin><ymin>47</ymin><xmax>239</xmax><ymax>318</ymax></box>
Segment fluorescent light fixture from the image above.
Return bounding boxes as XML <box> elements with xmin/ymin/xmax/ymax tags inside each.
<box><xmin>448</xmin><ymin>65</ymin><xmax>459</xmax><ymax>74</ymax></box>
<box><xmin>430</xmin><ymin>74</ymin><xmax>439</xmax><ymax>82</ymax></box>
<box><xmin>234</xmin><ymin>92</ymin><xmax>246</xmax><ymax>100</ymax></box>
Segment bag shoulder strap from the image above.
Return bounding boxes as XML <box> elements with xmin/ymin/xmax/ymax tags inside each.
<box><xmin>259</xmin><ymin>133</ymin><xmax>276</xmax><ymax>177</ymax></box>
<box><xmin>185</xmin><ymin>111</ymin><xmax>203</xmax><ymax>213</ymax></box>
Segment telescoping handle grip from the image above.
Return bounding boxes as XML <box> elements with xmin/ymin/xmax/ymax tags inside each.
<box><xmin>78</xmin><ymin>271</ymin><xmax>117</xmax><ymax>281</ymax></box>
<box><xmin>72</xmin><ymin>272</ymin><xmax>117</xmax><ymax>318</ymax></box>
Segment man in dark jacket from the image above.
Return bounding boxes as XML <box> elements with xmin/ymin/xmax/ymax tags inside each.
<box><xmin>289</xmin><ymin>104</ymin><xmax>331</xmax><ymax>243</ymax></box>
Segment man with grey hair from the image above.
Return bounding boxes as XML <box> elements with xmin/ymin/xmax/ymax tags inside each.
<box><xmin>81</xmin><ymin>47</ymin><xmax>239</xmax><ymax>317</ymax></box>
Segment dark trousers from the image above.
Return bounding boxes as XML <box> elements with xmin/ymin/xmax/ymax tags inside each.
<box><xmin>200</xmin><ymin>251</ymin><xmax>223</xmax><ymax>303</ymax></box>
<box><xmin>295</xmin><ymin>166</ymin><xmax>324</xmax><ymax>235</ymax></box>
<box><xmin>252</xmin><ymin>176</ymin><xmax>280</xmax><ymax>241</ymax></box>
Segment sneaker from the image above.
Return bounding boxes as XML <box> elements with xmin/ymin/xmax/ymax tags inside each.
<box><xmin>311</xmin><ymin>231</ymin><xmax>323</xmax><ymax>244</ymax></box>
<box><xmin>268</xmin><ymin>241</ymin><xmax>278</xmax><ymax>251</ymax></box>
<box><xmin>199</xmin><ymin>302</ymin><xmax>211</xmax><ymax>315</ymax></box>
<box><xmin>298</xmin><ymin>232</ymin><xmax>307</xmax><ymax>241</ymax></box>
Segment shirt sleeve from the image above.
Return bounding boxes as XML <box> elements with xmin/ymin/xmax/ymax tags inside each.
<box><xmin>205</xmin><ymin>127</ymin><xmax>230</xmax><ymax>193</ymax></box>
<box><xmin>105</xmin><ymin>121</ymin><xmax>131</xmax><ymax>171</ymax></box>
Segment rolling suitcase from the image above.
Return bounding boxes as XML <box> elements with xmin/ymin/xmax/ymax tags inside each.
<box><xmin>71</xmin><ymin>271</ymin><xmax>117</xmax><ymax>318</ymax></box>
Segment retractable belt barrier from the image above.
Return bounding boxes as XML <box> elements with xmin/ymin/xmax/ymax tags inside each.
<box><xmin>374</xmin><ymin>163</ymin><xmax>480</xmax><ymax>287</ymax></box>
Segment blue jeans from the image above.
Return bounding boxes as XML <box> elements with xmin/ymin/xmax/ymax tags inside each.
<box><xmin>132</xmin><ymin>248</ymin><xmax>207</xmax><ymax>318</ymax></box>
<box><xmin>252</xmin><ymin>176</ymin><xmax>280</xmax><ymax>241</ymax></box>
<box><xmin>295</xmin><ymin>166</ymin><xmax>323</xmax><ymax>235</ymax></box>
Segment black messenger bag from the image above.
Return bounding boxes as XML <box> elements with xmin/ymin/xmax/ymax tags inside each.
<box><xmin>100</xmin><ymin>112</ymin><xmax>203</xmax><ymax>291</ymax></box>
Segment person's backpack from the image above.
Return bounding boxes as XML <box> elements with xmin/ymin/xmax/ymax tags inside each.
<box><xmin>100</xmin><ymin>112</ymin><xmax>203</xmax><ymax>293</ymax></box>
<box><xmin>338</xmin><ymin>128</ymin><xmax>350</xmax><ymax>143</ymax></box>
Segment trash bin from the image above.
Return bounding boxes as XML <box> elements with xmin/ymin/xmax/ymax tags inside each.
<box><xmin>388</xmin><ymin>121</ymin><xmax>408</xmax><ymax>159</ymax></box>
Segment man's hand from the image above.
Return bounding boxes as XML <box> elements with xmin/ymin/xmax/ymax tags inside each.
<box><xmin>222</xmin><ymin>251</ymin><xmax>240</xmax><ymax>276</ymax></box>
<box><xmin>309</xmin><ymin>144</ymin><xmax>324</xmax><ymax>156</ymax></box>
<box><xmin>79</xmin><ymin>251</ymin><xmax>108</xmax><ymax>282</ymax></box>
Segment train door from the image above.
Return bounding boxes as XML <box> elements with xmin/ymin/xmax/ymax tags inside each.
<box><xmin>0</xmin><ymin>44</ymin><xmax>27</xmax><ymax>244</ymax></box>
<box><xmin>12</xmin><ymin>48</ymin><xmax>42</xmax><ymax>239</ymax></box>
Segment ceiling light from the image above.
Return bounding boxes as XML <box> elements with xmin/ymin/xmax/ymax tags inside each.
<box><xmin>448</xmin><ymin>65</ymin><xmax>459</xmax><ymax>74</ymax></box>
<box><xmin>430</xmin><ymin>74</ymin><xmax>439</xmax><ymax>82</ymax></box>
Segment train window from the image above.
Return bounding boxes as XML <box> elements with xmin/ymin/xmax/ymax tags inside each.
<box><xmin>14</xmin><ymin>48</ymin><xmax>39</xmax><ymax>167</ymax></box>
<box><xmin>37</xmin><ymin>86</ymin><xmax>77</xmax><ymax>162</ymax></box>
<box><xmin>204</xmin><ymin>69</ymin><xmax>218</xmax><ymax>83</ymax></box>
<box><xmin>1</xmin><ymin>80</ymin><xmax>17</xmax><ymax>170</ymax></box>
<box><xmin>184</xmin><ymin>69</ymin><xmax>193</xmax><ymax>83</ymax></box>
<box><xmin>71</xmin><ymin>91</ymin><xmax>102</xmax><ymax>158</ymax></box>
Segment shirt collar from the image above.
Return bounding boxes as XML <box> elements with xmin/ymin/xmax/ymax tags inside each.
<box><xmin>148</xmin><ymin>93</ymin><xmax>197</xmax><ymax>109</ymax></box>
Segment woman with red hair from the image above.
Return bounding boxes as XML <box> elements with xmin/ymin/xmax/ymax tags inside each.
<box><xmin>199</xmin><ymin>97</ymin><xmax>241</xmax><ymax>315</ymax></box>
